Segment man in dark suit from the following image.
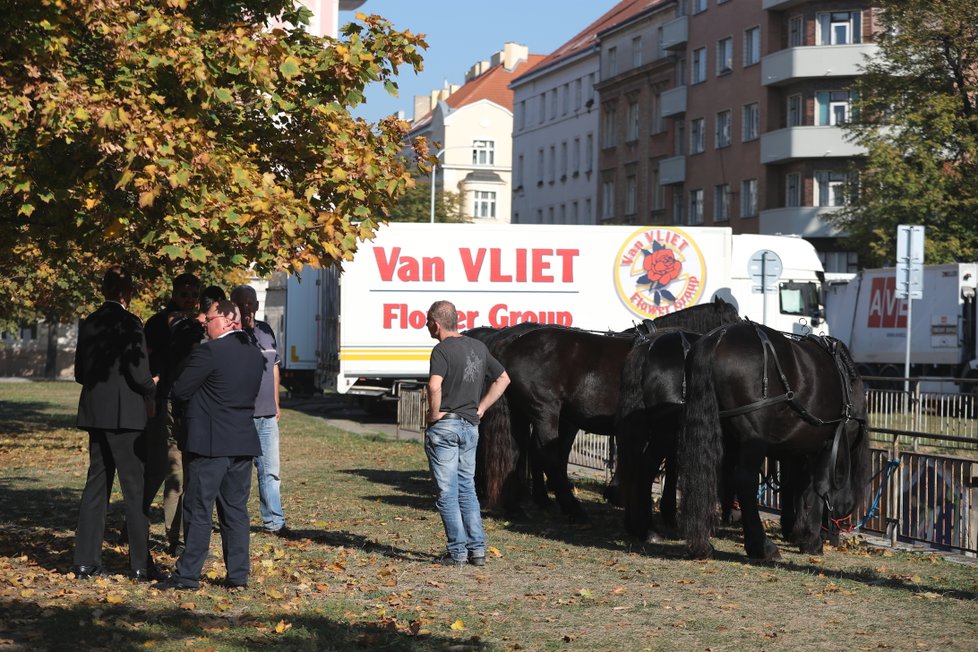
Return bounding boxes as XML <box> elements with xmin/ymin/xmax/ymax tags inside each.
<box><xmin>156</xmin><ymin>300</ymin><xmax>264</xmax><ymax>590</ymax></box>
<box><xmin>72</xmin><ymin>265</ymin><xmax>160</xmax><ymax>581</ymax></box>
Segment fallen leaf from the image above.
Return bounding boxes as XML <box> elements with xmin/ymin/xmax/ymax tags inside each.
<box><xmin>488</xmin><ymin>547</ymin><xmax>502</xmax><ymax>558</ymax></box>
<box><xmin>274</xmin><ymin>619</ymin><xmax>292</xmax><ymax>634</ymax></box>
<box><xmin>450</xmin><ymin>619</ymin><xmax>465</xmax><ymax>631</ymax></box>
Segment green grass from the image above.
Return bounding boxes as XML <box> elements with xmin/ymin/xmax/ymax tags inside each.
<box><xmin>1</xmin><ymin>381</ymin><xmax>977</xmax><ymax>651</ymax></box>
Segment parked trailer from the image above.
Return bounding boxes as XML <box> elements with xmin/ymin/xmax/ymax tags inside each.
<box><xmin>824</xmin><ymin>264</ymin><xmax>978</xmax><ymax>381</ymax></box>
<box><xmin>271</xmin><ymin>223</ymin><xmax>828</xmax><ymax>398</ymax></box>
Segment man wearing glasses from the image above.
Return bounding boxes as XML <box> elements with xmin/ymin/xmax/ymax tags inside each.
<box><xmin>155</xmin><ymin>300</ymin><xmax>264</xmax><ymax>590</ymax></box>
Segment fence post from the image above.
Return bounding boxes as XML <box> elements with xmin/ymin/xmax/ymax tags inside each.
<box><xmin>968</xmin><ymin>461</ymin><xmax>977</xmax><ymax>558</ymax></box>
<box><xmin>911</xmin><ymin>379</ymin><xmax>920</xmax><ymax>451</ymax></box>
<box><xmin>888</xmin><ymin>432</ymin><xmax>901</xmax><ymax>548</ymax></box>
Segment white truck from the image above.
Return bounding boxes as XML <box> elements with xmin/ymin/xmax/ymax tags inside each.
<box><xmin>267</xmin><ymin>223</ymin><xmax>828</xmax><ymax>398</ymax></box>
<box><xmin>824</xmin><ymin>263</ymin><xmax>978</xmax><ymax>380</ymax></box>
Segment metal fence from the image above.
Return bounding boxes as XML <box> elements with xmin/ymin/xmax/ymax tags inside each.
<box><xmin>395</xmin><ymin>379</ymin><xmax>978</xmax><ymax>555</ymax></box>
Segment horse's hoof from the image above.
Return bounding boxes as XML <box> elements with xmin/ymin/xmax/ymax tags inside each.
<box><xmin>686</xmin><ymin>543</ymin><xmax>715</xmax><ymax>559</ymax></box>
<box><xmin>566</xmin><ymin>511</ymin><xmax>590</xmax><ymax>525</ymax></box>
<box><xmin>798</xmin><ymin>540</ymin><xmax>823</xmax><ymax>555</ymax></box>
<box><xmin>602</xmin><ymin>486</ymin><xmax>621</xmax><ymax>506</ymax></box>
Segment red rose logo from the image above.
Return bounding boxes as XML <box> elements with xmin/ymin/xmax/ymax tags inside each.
<box><xmin>642</xmin><ymin>248</ymin><xmax>681</xmax><ymax>286</ymax></box>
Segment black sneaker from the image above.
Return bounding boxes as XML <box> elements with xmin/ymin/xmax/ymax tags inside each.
<box><xmin>270</xmin><ymin>526</ymin><xmax>298</xmax><ymax>540</ymax></box>
<box><xmin>433</xmin><ymin>555</ymin><xmax>466</xmax><ymax>567</ymax></box>
<box><xmin>468</xmin><ymin>555</ymin><xmax>486</xmax><ymax>567</ymax></box>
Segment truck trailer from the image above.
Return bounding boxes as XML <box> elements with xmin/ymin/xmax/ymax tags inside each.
<box><xmin>823</xmin><ymin>263</ymin><xmax>978</xmax><ymax>380</ymax></box>
<box><xmin>268</xmin><ymin>223</ymin><xmax>829</xmax><ymax>398</ymax></box>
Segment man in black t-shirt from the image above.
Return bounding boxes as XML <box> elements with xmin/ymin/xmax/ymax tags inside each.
<box><xmin>424</xmin><ymin>301</ymin><xmax>509</xmax><ymax>567</ymax></box>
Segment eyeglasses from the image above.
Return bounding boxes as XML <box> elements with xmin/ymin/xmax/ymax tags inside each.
<box><xmin>205</xmin><ymin>315</ymin><xmax>226</xmax><ymax>322</ymax></box>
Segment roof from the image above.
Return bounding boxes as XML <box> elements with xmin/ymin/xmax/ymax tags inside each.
<box><xmin>511</xmin><ymin>0</ymin><xmax>673</xmax><ymax>86</ymax></box>
<box><xmin>411</xmin><ymin>54</ymin><xmax>547</xmax><ymax>132</ymax></box>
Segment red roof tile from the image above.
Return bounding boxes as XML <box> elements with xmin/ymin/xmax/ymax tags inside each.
<box><xmin>513</xmin><ymin>0</ymin><xmax>672</xmax><ymax>84</ymax></box>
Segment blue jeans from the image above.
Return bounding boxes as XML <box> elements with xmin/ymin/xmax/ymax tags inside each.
<box><xmin>424</xmin><ymin>419</ymin><xmax>485</xmax><ymax>561</ymax></box>
<box><xmin>254</xmin><ymin>416</ymin><xmax>285</xmax><ymax>532</ymax></box>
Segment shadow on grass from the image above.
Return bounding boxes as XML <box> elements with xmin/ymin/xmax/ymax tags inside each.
<box><xmin>0</xmin><ymin>398</ymin><xmax>77</xmax><ymax>437</ymax></box>
<box><xmin>0</xmin><ymin>599</ymin><xmax>472</xmax><ymax>651</ymax></box>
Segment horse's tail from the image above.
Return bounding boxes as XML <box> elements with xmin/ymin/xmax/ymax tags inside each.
<box><xmin>615</xmin><ymin>342</ymin><xmax>650</xmax><ymax>531</ymax></box>
<box><xmin>477</xmin><ymin>393</ymin><xmax>518</xmax><ymax>512</ymax></box>
<box><xmin>678</xmin><ymin>330</ymin><xmax>725</xmax><ymax>558</ymax></box>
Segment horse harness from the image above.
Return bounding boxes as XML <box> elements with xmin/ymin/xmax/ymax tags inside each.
<box><xmin>714</xmin><ymin>322</ymin><xmax>866</xmax><ymax>522</ymax></box>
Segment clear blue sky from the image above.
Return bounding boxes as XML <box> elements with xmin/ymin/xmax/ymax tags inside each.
<box><xmin>342</xmin><ymin>1</ymin><xmax>612</xmax><ymax>124</ymax></box>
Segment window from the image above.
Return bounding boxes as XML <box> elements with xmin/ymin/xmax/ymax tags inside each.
<box><xmin>717</xmin><ymin>37</ymin><xmax>733</xmax><ymax>74</ymax></box>
<box><xmin>689</xmin><ymin>189</ymin><xmax>704</xmax><ymax>225</ymax></box>
<box><xmin>536</xmin><ymin>208</ymin><xmax>543</xmax><ymax>223</ymax></box>
<box><xmin>574</xmin><ymin>79</ymin><xmax>583</xmax><ymax>110</ymax></box>
<box><xmin>626</xmin><ymin>99</ymin><xmax>640</xmax><ymax>142</ymax></box>
<box><xmin>675</xmin><ymin>120</ymin><xmax>686</xmax><ymax>155</ymax></box>
<box><xmin>690</xmin><ymin>117</ymin><xmax>705</xmax><ymax>154</ymax></box>
<box><xmin>538</xmin><ymin>94</ymin><xmax>546</xmax><ymax>124</ymax></box>
<box><xmin>472</xmin><ymin>140</ymin><xmax>494</xmax><ymax>166</ymax></box>
<box><xmin>560</xmin><ymin>141</ymin><xmax>567</xmax><ymax>178</ymax></box>
<box><xmin>562</xmin><ymin>84</ymin><xmax>570</xmax><ymax>115</ymax></box>
<box><xmin>560</xmin><ymin>204</ymin><xmax>566</xmax><ymax>223</ymax></box>
<box><xmin>693</xmin><ymin>0</ymin><xmax>707</xmax><ymax>14</ymax></box>
<box><xmin>602</xmin><ymin>179</ymin><xmax>615</xmax><ymax>220</ymax></box>
<box><xmin>741</xmin><ymin>178</ymin><xmax>758</xmax><ymax>216</ymax></box>
<box><xmin>716</xmin><ymin>110</ymin><xmax>731</xmax><ymax>148</ymax></box>
<box><xmin>692</xmin><ymin>47</ymin><xmax>707</xmax><ymax>84</ymax></box>
<box><xmin>632</xmin><ymin>36</ymin><xmax>643</xmax><ymax>68</ymax></box>
<box><xmin>550</xmin><ymin>89</ymin><xmax>558</xmax><ymax>119</ymax></box>
<box><xmin>473</xmin><ymin>191</ymin><xmax>496</xmax><ymax>219</ymax></box>
<box><xmin>816</xmin><ymin>90</ymin><xmax>852</xmax><ymax>125</ymax></box>
<box><xmin>585</xmin><ymin>134</ymin><xmax>593</xmax><ymax>172</ymax></box>
<box><xmin>788</xmin><ymin>15</ymin><xmax>803</xmax><ymax>47</ymax></box>
<box><xmin>548</xmin><ymin>145</ymin><xmax>555</xmax><ymax>183</ymax></box>
<box><xmin>607</xmin><ymin>46</ymin><xmax>618</xmax><ymax>77</ymax></box>
<box><xmin>603</xmin><ymin>105</ymin><xmax>618</xmax><ymax>148</ymax></box>
<box><xmin>547</xmin><ymin>206</ymin><xmax>554</xmax><ymax>223</ymax></box>
<box><xmin>817</xmin><ymin>11</ymin><xmax>861</xmax><ymax>45</ymax></box>
<box><xmin>714</xmin><ymin>184</ymin><xmax>730</xmax><ymax>222</ymax></box>
<box><xmin>787</xmin><ymin>93</ymin><xmax>803</xmax><ymax>127</ymax></box>
<box><xmin>651</xmin><ymin>91</ymin><xmax>663</xmax><ymax>133</ymax></box>
<box><xmin>744</xmin><ymin>27</ymin><xmax>760</xmax><ymax>66</ymax></box>
<box><xmin>816</xmin><ymin>170</ymin><xmax>848</xmax><ymax>206</ymax></box>
<box><xmin>585</xmin><ymin>198</ymin><xmax>592</xmax><ymax>223</ymax></box>
<box><xmin>572</xmin><ymin>201</ymin><xmax>579</xmax><ymax>224</ymax></box>
<box><xmin>625</xmin><ymin>175</ymin><xmax>637</xmax><ymax>216</ymax></box>
<box><xmin>742</xmin><ymin>102</ymin><xmax>759</xmax><ymax>141</ymax></box>
<box><xmin>673</xmin><ymin>185</ymin><xmax>685</xmax><ymax>224</ymax></box>
<box><xmin>675</xmin><ymin>55</ymin><xmax>686</xmax><ymax>86</ymax></box>
<box><xmin>587</xmin><ymin>73</ymin><xmax>595</xmax><ymax>103</ymax></box>
<box><xmin>536</xmin><ymin>148</ymin><xmax>544</xmax><ymax>184</ymax></box>
<box><xmin>650</xmin><ymin>167</ymin><xmax>664</xmax><ymax>211</ymax></box>
<box><xmin>517</xmin><ymin>100</ymin><xmax>525</xmax><ymax>130</ymax></box>
<box><xmin>516</xmin><ymin>154</ymin><xmax>524</xmax><ymax>187</ymax></box>
<box><xmin>573</xmin><ymin>137</ymin><xmax>581</xmax><ymax>174</ymax></box>
<box><xmin>786</xmin><ymin>172</ymin><xmax>801</xmax><ymax>207</ymax></box>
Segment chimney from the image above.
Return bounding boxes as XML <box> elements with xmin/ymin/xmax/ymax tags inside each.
<box><xmin>499</xmin><ymin>42</ymin><xmax>529</xmax><ymax>70</ymax></box>
<box><xmin>413</xmin><ymin>95</ymin><xmax>432</xmax><ymax>122</ymax></box>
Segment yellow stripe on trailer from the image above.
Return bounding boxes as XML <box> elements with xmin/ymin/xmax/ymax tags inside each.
<box><xmin>340</xmin><ymin>348</ymin><xmax>431</xmax><ymax>361</ymax></box>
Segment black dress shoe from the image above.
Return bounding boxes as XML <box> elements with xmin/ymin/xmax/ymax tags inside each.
<box><xmin>270</xmin><ymin>526</ymin><xmax>298</xmax><ymax>540</ymax></box>
<box><xmin>132</xmin><ymin>567</ymin><xmax>169</xmax><ymax>582</ymax></box>
<box><xmin>166</xmin><ymin>542</ymin><xmax>185</xmax><ymax>557</ymax></box>
<box><xmin>70</xmin><ymin>565</ymin><xmax>106</xmax><ymax>579</ymax></box>
<box><xmin>153</xmin><ymin>577</ymin><xmax>196</xmax><ymax>591</ymax></box>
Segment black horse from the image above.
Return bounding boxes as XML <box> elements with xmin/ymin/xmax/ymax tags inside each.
<box><xmin>616</xmin><ymin>327</ymin><xmax>704</xmax><ymax>541</ymax></box>
<box><xmin>477</xmin><ymin>297</ymin><xmax>741</xmax><ymax>520</ymax></box>
<box><xmin>679</xmin><ymin>321</ymin><xmax>871</xmax><ymax>560</ymax></box>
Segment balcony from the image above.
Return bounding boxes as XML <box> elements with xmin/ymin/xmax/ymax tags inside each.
<box><xmin>659</xmin><ymin>155</ymin><xmax>686</xmax><ymax>185</ymax></box>
<box><xmin>760</xmin><ymin>126</ymin><xmax>865</xmax><ymax>164</ymax></box>
<box><xmin>660</xmin><ymin>85</ymin><xmax>687</xmax><ymax>118</ymax></box>
<box><xmin>759</xmin><ymin>206</ymin><xmax>845</xmax><ymax>238</ymax></box>
<box><xmin>762</xmin><ymin>0</ymin><xmax>807</xmax><ymax>9</ymax></box>
<box><xmin>661</xmin><ymin>15</ymin><xmax>688</xmax><ymax>51</ymax></box>
<box><xmin>762</xmin><ymin>44</ymin><xmax>879</xmax><ymax>86</ymax></box>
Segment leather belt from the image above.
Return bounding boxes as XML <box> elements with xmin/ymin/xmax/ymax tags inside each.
<box><xmin>440</xmin><ymin>412</ymin><xmax>465</xmax><ymax>421</ymax></box>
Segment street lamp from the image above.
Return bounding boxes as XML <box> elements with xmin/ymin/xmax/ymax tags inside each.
<box><xmin>428</xmin><ymin>146</ymin><xmax>472</xmax><ymax>223</ymax></box>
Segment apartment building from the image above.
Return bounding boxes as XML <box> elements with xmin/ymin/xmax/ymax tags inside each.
<box><xmin>644</xmin><ymin>0</ymin><xmax>877</xmax><ymax>271</ymax></box>
<box><xmin>594</xmin><ymin>1</ymin><xmax>678</xmax><ymax>225</ymax></box>
<box><xmin>510</xmin><ymin>2</ymin><xmax>663</xmax><ymax>225</ymax></box>
<box><xmin>408</xmin><ymin>43</ymin><xmax>544</xmax><ymax>224</ymax></box>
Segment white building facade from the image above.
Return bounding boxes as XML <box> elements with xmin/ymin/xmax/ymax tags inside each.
<box><xmin>510</xmin><ymin>49</ymin><xmax>601</xmax><ymax>225</ymax></box>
